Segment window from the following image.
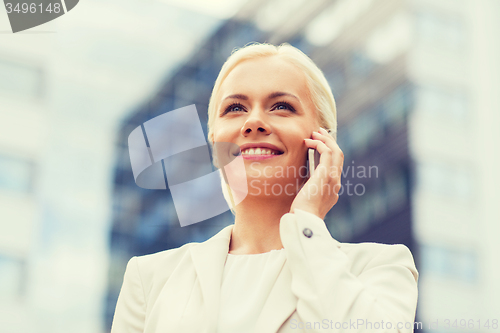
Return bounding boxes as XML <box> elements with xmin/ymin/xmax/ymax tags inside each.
<box><xmin>327</xmin><ymin>210</ymin><xmax>352</xmax><ymax>241</ymax></box>
<box><xmin>383</xmin><ymin>86</ymin><xmax>412</xmax><ymax>127</ymax></box>
<box><xmin>0</xmin><ymin>155</ymin><xmax>34</xmax><ymax>194</ymax></box>
<box><xmin>348</xmin><ymin>183</ymin><xmax>391</xmax><ymax>237</ymax></box>
<box><xmin>348</xmin><ymin>111</ymin><xmax>382</xmax><ymax>155</ymax></box>
<box><xmin>420</xmin><ymin>243</ymin><xmax>477</xmax><ymax>283</ymax></box>
<box><xmin>416</xmin><ymin>160</ymin><xmax>473</xmax><ymax>200</ymax></box>
<box><xmin>416</xmin><ymin>11</ymin><xmax>466</xmax><ymax>50</ymax></box>
<box><xmin>370</xmin><ymin>185</ymin><xmax>387</xmax><ymax>221</ymax></box>
<box><xmin>0</xmin><ymin>59</ymin><xmax>43</xmax><ymax>100</ymax></box>
<box><xmin>417</xmin><ymin>84</ymin><xmax>468</xmax><ymax>120</ymax></box>
<box><xmin>0</xmin><ymin>255</ymin><xmax>25</xmax><ymax>301</ymax></box>
<box><xmin>385</xmin><ymin>169</ymin><xmax>407</xmax><ymax>212</ymax></box>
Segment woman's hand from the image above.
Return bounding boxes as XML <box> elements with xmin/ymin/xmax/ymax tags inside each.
<box><xmin>290</xmin><ymin>127</ymin><xmax>344</xmax><ymax>220</ymax></box>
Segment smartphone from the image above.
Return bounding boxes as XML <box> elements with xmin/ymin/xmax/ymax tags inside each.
<box><xmin>307</xmin><ymin>129</ymin><xmax>335</xmax><ymax>178</ymax></box>
<box><xmin>307</xmin><ymin>148</ymin><xmax>321</xmax><ymax>178</ymax></box>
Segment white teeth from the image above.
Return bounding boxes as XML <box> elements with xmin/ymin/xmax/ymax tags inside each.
<box><xmin>242</xmin><ymin>148</ymin><xmax>280</xmax><ymax>155</ymax></box>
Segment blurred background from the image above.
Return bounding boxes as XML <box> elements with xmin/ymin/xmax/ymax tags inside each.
<box><xmin>1</xmin><ymin>0</ymin><xmax>499</xmax><ymax>332</ymax></box>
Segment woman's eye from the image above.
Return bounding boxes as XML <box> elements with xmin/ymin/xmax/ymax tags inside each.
<box><xmin>223</xmin><ymin>103</ymin><xmax>245</xmax><ymax>114</ymax></box>
<box><xmin>272</xmin><ymin>102</ymin><xmax>295</xmax><ymax>112</ymax></box>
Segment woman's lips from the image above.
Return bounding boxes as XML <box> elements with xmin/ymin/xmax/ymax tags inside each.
<box><xmin>241</xmin><ymin>154</ymin><xmax>281</xmax><ymax>161</ymax></box>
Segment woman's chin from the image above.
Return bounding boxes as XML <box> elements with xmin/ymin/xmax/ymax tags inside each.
<box><xmin>244</xmin><ymin>162</ymin><xmax>309</xmax><ymax>180</ymax></box>
<box><xmin>243</xmin><ymin>177</ymin><xmax>304</xmax><ymax>199</ymax></box>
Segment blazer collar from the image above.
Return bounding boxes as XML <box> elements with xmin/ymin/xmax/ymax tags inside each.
<box><xmin>188</xmin><ymin>224</ymin><xmax>297</xmax><ymax>333</ymax></box>
<box><xmin>189</xmin><ymin>224</ymin><xmax>233</xmax><ymax>332</ymax></box>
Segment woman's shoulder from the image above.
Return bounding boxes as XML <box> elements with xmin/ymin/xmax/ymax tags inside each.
<box><xmin>338</xmin><ymin>241</ymin><xmax>412</xmax><ymax>257</ymax></box>
<box><xmin>337</xmin><ymin>241</ymin><xmax>418</xmax><ymax>279</ymax></box>
<box><xmin>129</xmin><ymin>242</ymin><xmax>198</xmax><ymax>282</ymax></box>
<box><xmin>139</xmin><ymin>241</ymin><xmax>194</xmax><ymax>260</ymax></box>
<box><xmin>129</xmin><ymin>225</ymin><xmax>233</xmax><ymax>281</ymax></box>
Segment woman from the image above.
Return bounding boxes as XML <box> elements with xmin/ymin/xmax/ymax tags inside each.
<box><xmin>111</xmin><ymin>43</ymin><xmax>418</xmax><ymax>333</ymax></box>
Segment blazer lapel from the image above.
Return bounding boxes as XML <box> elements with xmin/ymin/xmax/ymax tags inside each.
<box><xmin>254</xmin><ymin>260</ymin><xmax>297</xmax><ymax>333</ymax></box>
<box><xmin>189</xmin><ymin>224</ymin><xmax>233</xmax><ymax>332</ymax></box>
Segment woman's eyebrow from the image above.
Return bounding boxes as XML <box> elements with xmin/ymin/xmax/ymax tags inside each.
<box><xmin>222</xmin><ymin>92</ymin><xmax>299</xmax><ymax>101</ymax></box>
<box><xmin>223</xmin><ymin>94</ymin><xmax>248</xmax><ymax>101</ymax></box>
<box><xmin>267</xmin><ymin>91</ymin><xmax>299</xmax><ymax>101</ymax></box>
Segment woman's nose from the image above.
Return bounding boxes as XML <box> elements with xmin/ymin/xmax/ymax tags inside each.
<box><xmin>240</xmin><ymin>109</ymin><xmax>271</xmax><ymax>136</ymax></box>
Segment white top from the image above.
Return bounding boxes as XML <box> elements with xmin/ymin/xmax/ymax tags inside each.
<box><xmin>217</xmin><ymin>249</ymin><xmax>287</xmax><ymax>333</ymax></box>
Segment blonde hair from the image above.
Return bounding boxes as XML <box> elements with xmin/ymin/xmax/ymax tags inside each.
<box><xmin>207</xmin><ymin>42</ymin><xmax>337</xmax><ymax>215</ymax></box>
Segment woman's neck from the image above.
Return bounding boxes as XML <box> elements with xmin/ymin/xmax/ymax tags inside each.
<box><xmin>228</xmin><ymin>195</ymin><xmax>294</xmax><ymax>255</ymax></box>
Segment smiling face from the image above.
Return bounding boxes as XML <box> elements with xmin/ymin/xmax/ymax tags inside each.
<box><xmin>212</xmin><ymin>55</ymin><xmax>320</xmax><ymax>196</ymax></box>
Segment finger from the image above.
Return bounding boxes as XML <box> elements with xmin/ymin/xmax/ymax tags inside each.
<box><xmin>311</xmin><ymin>131</ymin><xmax>343</xmax><ymax>162</ymax></box>
<box><xmin>304</xmin><ymin>137</ymin><xmax>331</xmax><ymax>154</ymax></box>
<box><xmin>316</xmin><ymin>128</ymin><xmax>344</xmax><ymax>166</ymax></box>
<box><xmin>306</xmin><ymin>136</ymin><xmax>343</xmax><ymax>178</ymax></box>
<box><xmin>316</xmin><ymin>128</ymin><xmax>342</xmax><ymax>154</ymax></box>
<box><xmin>318</xmin><ymin>127</ymin><xmax>338</xmax><ymax>150</ymax></box>
<box><xmin>304</xmin><ymin>138</ymin><xmax>333</xmax><ymax>168</ymax></box>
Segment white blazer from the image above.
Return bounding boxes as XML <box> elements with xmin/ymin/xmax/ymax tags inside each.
<box><xmin>111</xmin><ymin>209</ymin><xmax>419</xmax><ymax>333</ymax></box>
